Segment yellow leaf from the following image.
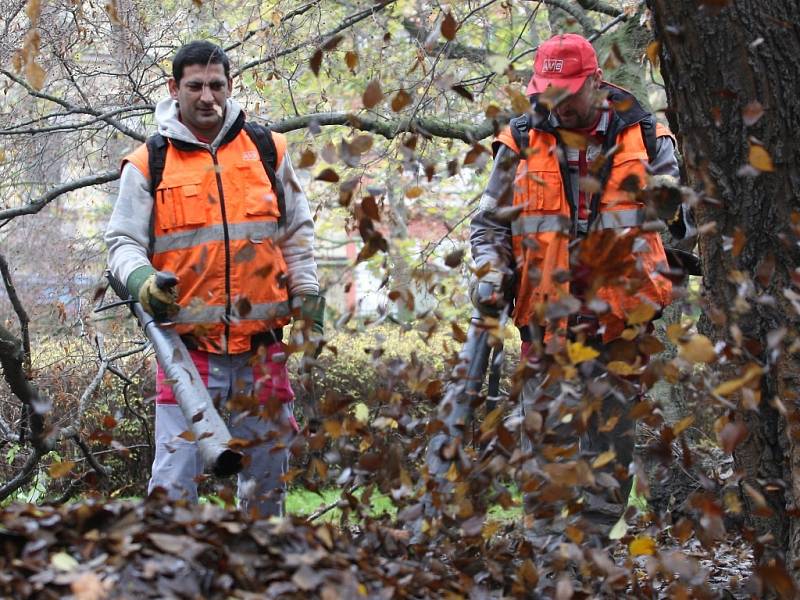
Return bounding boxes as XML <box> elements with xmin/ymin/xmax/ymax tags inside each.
<box><xmin>713</xmin><ymin>363</ymin><xmax>763</xmax><ymax>397</ymax></box>
<box><xmin>629</xmin><ymin>535</ymin><xmax>657</xmax><ymax>556</ymax></box>
<box><xmin>607</xmin><ymin>361</ymin><xmax>638</xmax><ymax>376</ymax></box>
<box><xmin>627</xmin><ymin>302</ymin><xmax>656</xmax><ymax>325</ymax></box>
<box><xmin>405</xmin><ymin>186</ymin><xmax>424</xmax><ymax>198</ymax></box>
<box><xmin>0</xmin><ymin>149</ymin><xmax>6</xmax><ymax>163</ymax></box>
<box><xmin>178</xmin><ymin>430</ymin><xmax>196</xmax><ymax>442</ymax></box>
<box><xmin>353</xmin><ymin>402</ymin><xmax>369</xmax><ymax>424</ymax></box>
<box><xmin>592</xmin><ymin>449</ymin><xmax>616</xmax><ymax>469</ymax></box>
<box><xmin>645</xmin><ymin>41</ymin><xmax>660</xmax><ymax>68</ymax></box>
<box><xmin>51</xmin><ymin>551</ymin><xmax>79</xmax><ymax>571</ymax></box>
<box><xmin>49</xmin><ymin>460</ymin><xmax>75</xmax><ymax>479</ymax></box>
<box><xmin>666</xmin><ymin>323</ymin><xmax>686</xmax><ymax>345</ymax></box>
<box><xmin>446</xmin><ymin>461</ymin><xmax>459</xmax><ymax>482</ymax></box>
<box><xmin>608</xmin><ymin>514</ymin><xmax>628</xmax><ymax>540</ymax></box>
<box><xmin>672</xmin><ymin>415</ymin><xmax>695</xmax><ymax>436</ymax></box>
<box><xmin>749</xmin><ymin>143</ymin><xmax>774</xmax><ymax>172</ymax></box>
<box><xmin>678</xmin><ymin>334</ymin><xmax>716</xmax><ymax>364</ymax></box>
<box><xmin>567</xmin><ymin>341</ymin><xmax>600</xmax><ymax>365</ymax></box>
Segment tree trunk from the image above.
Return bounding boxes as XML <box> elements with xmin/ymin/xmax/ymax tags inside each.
<box><xmin>650</xmin><ymin>0</ymin><xmax>800</xmax><ymax>571</ymax></box>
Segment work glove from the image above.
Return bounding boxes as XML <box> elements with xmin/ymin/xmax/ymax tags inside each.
<box><xmin>469</xmin><ymin>267</ymin><xmax>508</xmax><ymax>317</ymax></box>
<box><xmin>293</xmin><ymin>294</ymin><xmax>326</xmax><ymax>336</ymax></box>
<box><xmin>126</xmin><ymin>265</ymin><xmax>180</xmax><ymax>322</ymax></box>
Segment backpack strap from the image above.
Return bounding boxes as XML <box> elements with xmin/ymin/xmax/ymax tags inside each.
<box><xmin>145</xmin><ymin>134</ymin><xmax>168</xmax><ymax>256</ymax></box>
<box><xmin>243</xmin><ymin>122</ymin><xmax>286</xmax><ymax>228</ymax></box>
<box><xmin>509</xmin><ymin>113</ymin><xmax>531</xmax><ymax>156</ymax></box>
<box><xmin>639</xmin><ymin>115</ymin><xmax>658</xmax><ymax>165</ymax></box>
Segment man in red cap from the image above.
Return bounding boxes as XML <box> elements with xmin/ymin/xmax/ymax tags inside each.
<box><xmin>469</xmin><ymin>33</ymin><xmax>688</xmax><ymax>543</ymax></box>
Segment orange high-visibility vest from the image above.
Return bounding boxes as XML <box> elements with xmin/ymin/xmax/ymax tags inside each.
<box><xmin>495</xmin><ymin>123</ymin><xmax>672</xmax><ymax>342</ymax></box>
<box><xmin>123</xmin><ymin>129</ymin><xmax>291</xmax><ymax>354</ymax></box>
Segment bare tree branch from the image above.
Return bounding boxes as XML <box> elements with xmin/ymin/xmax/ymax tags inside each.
<box><xmin>71</xmin><ymin>434</ymin><xmax>111</xmax><ymax>478</ymax></box>
<box><xmin>0</xmin><ymin>253</ymin><xmax>30</xmax><ymax>375</ymax></box>
<box><xmin>402</xmin><ymin>18</ymin><xmax>489</xmax><ymax>64</ymax></box>
<box><xmin>234</xmin><ymin>0</ymin><xmax>398</xmax><ymax>77</ymax></box>
<box><xmin>0</xmin><ymin>324</ymin><xmax>51</xmax><ymax>452</ymax></box>
<box><xmin>0</xmin><ymin>70</ymin><xmax>147</xmax><ymax>142</ymax></box>
<box><xmin>269</xmin><ymin>111</ymin><xmax>509</xmax><ymax>143</ymax></box>
<box><xmin>225</xmin><ymin>0</ymin><xmax>324</xmax><ymax>53</ymax></box>
<box><xmin>538</xmin><ymin>0</ymin><xmax>597</xmax><ymax>35</ymax></box>
<box><xmin>0</xmin><ymin>170</ymin><xmax>119</xmax><ymax>221</ymax></box>
<box><xmin>576</xmin><ymin>0</ymin><xmax>623</xmax><ymax>17</ymax></box>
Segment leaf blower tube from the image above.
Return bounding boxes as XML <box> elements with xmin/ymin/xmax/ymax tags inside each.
<box><xmin>104</xmin><ymin>270</ymin><xmax>243</xmax><ymax>478</ymax></box>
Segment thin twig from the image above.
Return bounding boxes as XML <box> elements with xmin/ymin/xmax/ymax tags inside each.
<box><xmin>0</xmin><ymin>253</ymin><xmax>30</xmax><ymax>376</ymax></box>
<box><xmin>0</xmin><ymin>448</ymin><xmax>45</xmax><ymax>502</ymax></box>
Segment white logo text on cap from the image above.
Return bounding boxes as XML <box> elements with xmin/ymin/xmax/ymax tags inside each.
<box><xmin>542</xmin><ymin>59</ymin><xmax>564</xmax><ymax>73</ymax></box>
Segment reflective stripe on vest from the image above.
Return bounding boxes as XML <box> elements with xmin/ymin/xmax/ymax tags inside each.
<box><xmin>594</xmin><ymin>208</ymin><xmax>645</xmax><ymax>229</ymax></box>
<box><xmin>177</xmin><ymin>300</ymin><xmax>291</xmax><ymax>324</ymax></box>
<box><xmin>153</xmin><ymin>221</ymin><xmax>280</xmax><ymax>254</ymax></box>
<box><xmin>511</xmin><ymin>214</ymin><xmax>571</xmax><ymax>235</ymax></box>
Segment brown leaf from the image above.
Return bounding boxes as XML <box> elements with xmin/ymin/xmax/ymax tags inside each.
<box><xmin>362</xmin><ymin>79</ymin><xmax>383</xmax><ymax>109</ymax></box>
<box><xmin>451</xmin><ymin>322</ymin><xmax>467</xmax><ymax>343</ymax></box>
<box><xmin>321</xmin><ymin>34</ymin><xmax>343</xmax><ymax>51</ymax></box>
<box><xmin>361</xmin><ymin>196</ymin><xmax>380</xmax><ymax>221</ymax></box>
<box><xmin>25</xmin><ymin>60</ymin><xmax>46</xmax><ymax>90</ymax></box>
<box><xmin>236</xmin><ymin>296</ymin><xmax>252</xmax><ymax>317</ymax></box>
<box><xmin>742</xmin><ymin>100</ymin><xmax>764</xmax><ymax>126</ymax></box>
<box><xmin>719</xmin><ymin>421</ymin><xmax>748</xmax><ymax>454</ymax></box>
<box><xmin>756</xmin><ymin>252</ymin><xmax>775</xmax><ymax>287</ymax></box>
<box><xmin>297</xmin><ymin>148</ymin><xmax>316</xmax><ymax>168</ymax></box>
<box><xmin>441</xmin><ymin>11</ymin><xmax>458</xmax><ymax>40</ymax></box>
<box><xmin>26</xmin><ymin>0</ymin><xmax>42</xmax><ymax>22</ymax></box>
<box><xmin>678</xmin><ymin>334</ymin><xmax>716</xmax><ymax>364</ymax></box>
<box><xmin>444</xmin><ymin>248</ymin><xmax>464</xmax><ymax>268</ymax></box>
<box><xmin>309</xmin><ymin>49</ymin><xmax>323</xmax><ymax>77</ymax></box>
<box><xmin>315</xmin><ymin>168</ymin><xmax>340</xmax><ymax>183</ymax></box>
<box><xmin>349</xmin><ymin>134</ymin><xmax>373</xmax><ymax>154</ymax></box>
<box><xmin>391</xmin><ymin>89</ymin><xmax>411</xmax><ymax>112</ymax></box>
<box><xmin>102</xmin><ymin>415</ymin><xmax>117</xmax><ymax>429</ymax></box>
<box><xmin>451</xmin><ymin>84</ymin><xmax>473</xmax><ymax>102</ymax></box>
<box><xmin>345</xmin><ymin>51</ymin><xmax>358</xmax><ymax>73</ymax></box>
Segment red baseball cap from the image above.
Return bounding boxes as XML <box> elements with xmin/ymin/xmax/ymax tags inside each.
<box><xmin>526</xmin><ymin>33</ymin><xmax>598</xmax><ymax>96</ymax></box>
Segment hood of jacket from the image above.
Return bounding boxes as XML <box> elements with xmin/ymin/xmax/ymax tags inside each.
<box><xmin>154</xmin><ymin>97</ymin><xmax>244</xmax><ymax>149</ymax></box>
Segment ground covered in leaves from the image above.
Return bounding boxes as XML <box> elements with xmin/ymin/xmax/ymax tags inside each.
<box><xmin>0</xmin><ymin>493</ymin><xmax>760</xmax><ymax>599</ymax></box>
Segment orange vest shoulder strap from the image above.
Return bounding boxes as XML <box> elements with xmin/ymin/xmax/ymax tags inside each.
<box><xmin>122</xmin><ymin>143</ymin><xmax>150</xmax><ymax>178</ymax></box>
<box><xmin>655</xmin><ymin>122</ymin><xmax>676</xmax><ymax>144</ymax></box>
<box><xmin>270</xmin><ymin>131</ymin><xmax>287</xmax><ymax>169</ymax></box>
<box><xmin>494</xmin><ymin>126</ymin><xmax>520</xmax><ymax>156</ymax></box>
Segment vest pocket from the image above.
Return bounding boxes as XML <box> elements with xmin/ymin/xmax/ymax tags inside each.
<box><xmin>236</xmin><ymin>164</ymin><xmax>280</xmax><ymax>219</ymax></box>
<box><xmin>156</xmin><ymin>181</ymin><xmax>206</xmax><ymax>230</ymax></box>
<box><xmin>528</xmin><ymin>171</ymin><xmax>563</xmax><ymax>212</ymax></box>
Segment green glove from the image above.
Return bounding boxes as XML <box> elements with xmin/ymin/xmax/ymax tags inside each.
<box><xmin>127</xmin><ymin>265</ymin><xmax>180</xmax><ymax>322</ymax></box>
<box><xmin>295</xmin><ymin>294</ymin><xmax>325</xmax><ymax>336</ymax></box>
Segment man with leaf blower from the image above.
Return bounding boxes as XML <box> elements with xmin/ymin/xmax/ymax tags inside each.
<box><xmin>470</xmin><ymin>33</ymin><xmax>691</xmax><ymax>538</ymax></box>
<box><xmin>105</xmin><ymin>41</ymin><xmax>324</xmax><ymax>518</ymax></box>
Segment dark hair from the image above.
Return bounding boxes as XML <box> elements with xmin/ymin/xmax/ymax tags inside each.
<box><xmin>172</xmin><ymin>41</ymin><xmax>230</xmax><ymax>84</ymax></box>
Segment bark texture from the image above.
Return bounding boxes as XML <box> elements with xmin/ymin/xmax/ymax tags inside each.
<box><xmin>650</xmin><ymin>0</ymin><xmax>800</xmax><ymax>568</ymax></box>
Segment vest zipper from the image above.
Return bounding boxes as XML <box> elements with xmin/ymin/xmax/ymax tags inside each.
<box><xmin>210</xmin><ymin>149</ymin><xmax>231</xmax><ymax>354</ymax></box>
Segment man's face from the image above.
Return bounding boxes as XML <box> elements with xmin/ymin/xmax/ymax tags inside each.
<box><xmin>168</xmin><ymin>63</ymin><xmax>231</xmax><ymax>140</ymax></box>
<box><xmin>553</xmin><ymin>72</ymin><xmax>603</xmax><ymax>129</ymax></box>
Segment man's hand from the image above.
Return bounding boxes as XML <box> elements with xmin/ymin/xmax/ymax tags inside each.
<box><xmin>127</xmin><ymin>266</ymin><xmax>180</xmax><ymax>322</ymax></box>
<box><xmin>469</xmin><ymin>268</ymin><xmax>508</xmax><ymax>317</ymax></box>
